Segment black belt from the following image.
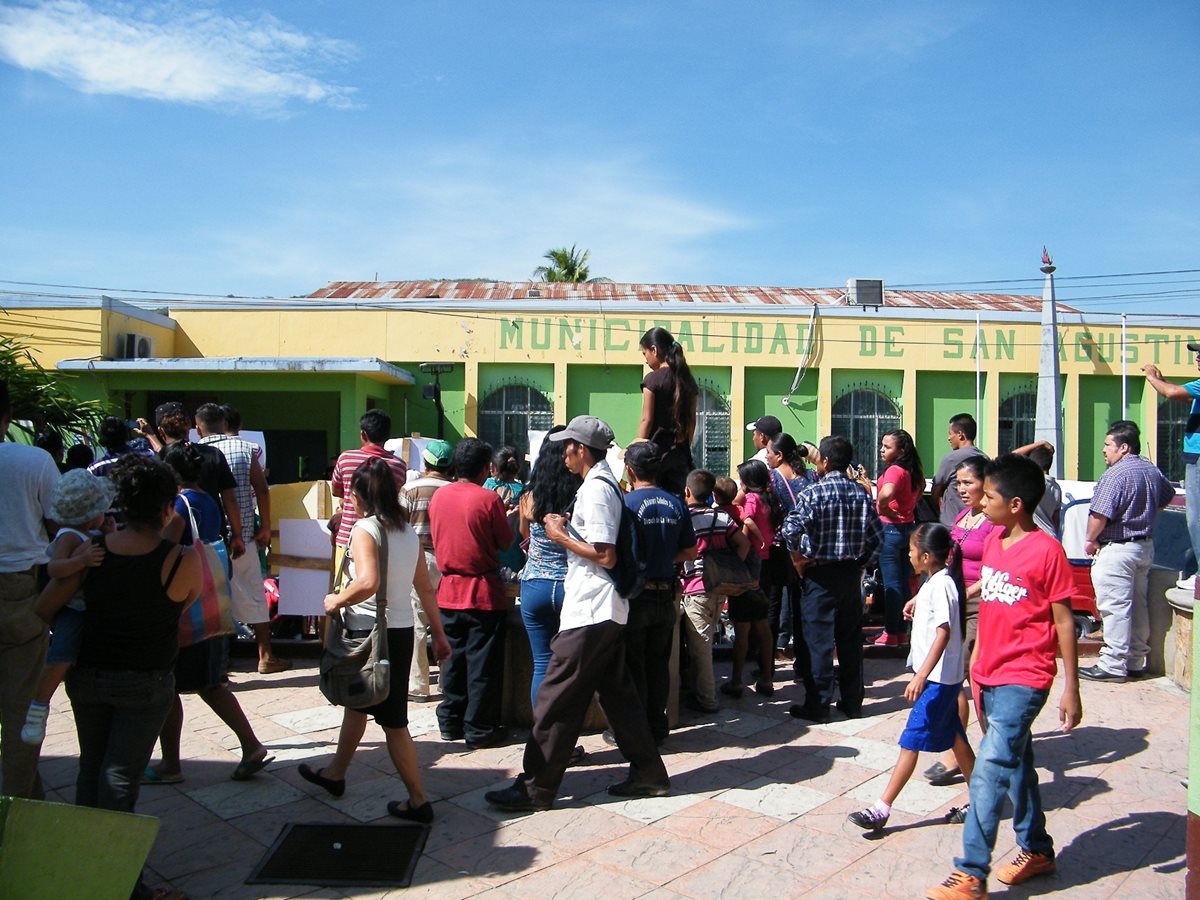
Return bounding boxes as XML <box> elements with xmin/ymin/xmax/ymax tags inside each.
<box><xmin>345</xmin><ymin>628</ymin><xmax>374</xmax><ymax>638</ymax></box>
<box><xmin>1101</xmin><ymin>537</ymin><xmax>1151</xmax><ymax>546</ymax></box>
<box><xmin>642</xmin><ymin>581</ymin><xmax>678</xmax><ymax>592</ymax></box>
<box><xmin>808</xmin><ymin>558</ymin><xmax>860</xmax><ymax>568</ymax></box>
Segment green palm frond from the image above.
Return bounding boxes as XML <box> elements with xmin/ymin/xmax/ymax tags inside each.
<box><xmin>1</xmin><ymin>336</ymin><xmax>104</xmax><ymax>440</ymax></box>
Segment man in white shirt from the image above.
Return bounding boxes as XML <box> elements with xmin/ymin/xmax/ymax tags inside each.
<box><xmin>486</xmin><ymin>415</ymin><xmax>669</xmax><ymax>812</ymax></box>
<box><xmin>0</xmin><ymin>380</ymin><xmax>59</xmax><ymax>798</ymax></box>
<box><xmin>746</xmin><ymin>415</ymin><xmax>782</xmax><ymax>462</ymax></box>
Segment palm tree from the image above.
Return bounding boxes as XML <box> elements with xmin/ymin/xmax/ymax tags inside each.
<box><xmin>1</xmin><ymin>335</ymin><xmax>104</xmax><ymax>440</ymax></box>
<box><xmin>532</xmin><ymin>245</ymin><xmax>612</xmax><ymax>283</ymax></box>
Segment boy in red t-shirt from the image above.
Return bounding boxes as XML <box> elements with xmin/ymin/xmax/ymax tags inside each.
<box><xmin>928</xmin><ymin>454</ymin><xmax>1082</xmax><ymax>900</ymax></box>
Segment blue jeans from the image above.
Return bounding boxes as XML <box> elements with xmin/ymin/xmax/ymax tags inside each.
<box><xmin>1187</xmin><ymin>463</ymin><xmax>1200</xmax><ymax>573</ymax></box>
<box><xmin>879</xmin><ymin>523</ymin><xmax>915</xmax><ymax>636</ymax></box>
<box><xmin>520</xmin><ymin>578</ymin><xmax>564</xmax><ymax>706</ymax></box>
<box><xmin>66</xmin><ymin>666</ymin><xmax>175</xmax><ymax>812</ymax></box>
<box><xmin>957</xmin><ymin>684</ymin><xmax>1054</xmax><ymax>879</ymax></box>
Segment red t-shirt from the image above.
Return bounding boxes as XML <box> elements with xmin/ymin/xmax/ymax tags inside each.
<box><xmin>428</xmin><ymin>481</ymin><xmax>513</xmax><ymax>611</ymax></box>
<box><xmin>877</xmin><ymin>464</ymin><xmax>917</xmax><ymax>524</ymax></box>
<box><xmin>332</xmin><ymin>444</ymin><xmax>408</xmax><ymax>547</ymax></box>
<box><xmin>972</xmin><ymin>529</ymin><xmax>1075</xmax><ymax>690</ymax></box>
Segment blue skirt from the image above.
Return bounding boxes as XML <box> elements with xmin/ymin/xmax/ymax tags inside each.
<box><xmin>899</xmin><ymin>680</ymin><xmax>967</xmax><ymax>753</ymax></box>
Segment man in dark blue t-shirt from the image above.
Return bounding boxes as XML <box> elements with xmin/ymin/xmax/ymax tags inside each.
<box><xmin>618</xmin><ymin>442</ymin><xmax>697</xmax><ymax>744</ymax></box>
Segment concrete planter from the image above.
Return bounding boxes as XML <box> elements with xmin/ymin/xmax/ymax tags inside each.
<box><xmin>1165</xmin><ymin>575</ymin><xmax>1197</xmax><ymax>692</ymax></box>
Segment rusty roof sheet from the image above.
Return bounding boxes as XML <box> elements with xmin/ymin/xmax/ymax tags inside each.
<box><xmin>306</xmin><ymin>281</ymin><xmax>1076</xmax><ymax>313</ymax></box>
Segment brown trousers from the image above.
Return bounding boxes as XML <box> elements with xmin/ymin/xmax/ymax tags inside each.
<box><xmin>519</xmin><ymin>619</ymin><xmax>668</xmax><ymax>805</ymax></box>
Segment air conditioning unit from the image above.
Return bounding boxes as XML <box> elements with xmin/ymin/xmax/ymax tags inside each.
<box><xmin>120</xmin><ymin>333</ymin><xmax>154</xmax><ymax>359</ymax></box>
<box><xmin>846</xmin><ymin>279</ymin><xmax>885</xmax><ymax>306</ymax></box>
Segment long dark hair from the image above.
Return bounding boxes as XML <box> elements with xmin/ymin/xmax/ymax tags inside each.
<box><xmin>769</xmin><ymin>433</ymin><xmax>806</xmax><ymax>470</ymax></box>
<box><xmin>639</xmin><ymin>327</ymin><xmax>698</xmax><ymax>440</ymax></box>
<box><xmin>528</xmin><ymin>425</ymin><xmax>582</xmax><ymax>522</ymax></box>
<box><xmin>350</xmin><ymin>459</ymin><xmax>406</xmax><ymax>532</ymax></box>
<box><xmin>737</xmin><ymin>458</ymin><xmax>783</xmax><ymax>529</ymax></box>
<box><xmin>913</xmin><ymin>523</ymin><xmax>967</xmax><ymax>633</ymax></box>
<box><xmin>884</xmin><ymin>429</ymin><xmax>925</xmax><ymax>491</ymax></box>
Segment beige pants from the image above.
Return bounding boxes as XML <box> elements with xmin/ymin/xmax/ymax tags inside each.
<box><xmin>680</xmin><ymin>591</ymin><xmax>722</xmax><ymax>708</ymax></box>
<box><xmin>409</xmin><ymin>550</ymin><xmax>439</xmax><ymax>696</ymax></box>
<box><xmin>0</xmin><ymin>568</ymin><xmax>48</xmax><ymax>798</ymax></box>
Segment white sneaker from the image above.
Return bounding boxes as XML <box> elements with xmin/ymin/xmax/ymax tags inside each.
<box><xmin>21</xmin><ymin>702</ymin><xmax>48</xmax><ymax>745</ymax></box>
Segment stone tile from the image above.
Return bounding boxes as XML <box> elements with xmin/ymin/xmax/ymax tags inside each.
<box><xmin>846</xmin><ymin>770</ymin><xmax>965</xmax><ymax>815</ymax></box>
<box><xmin>766</xmin><ymin>754</ymin><xmax>878</xmax><ymax>796</ymax></box>
<box><xmin>493</xmin><ymin>856</ymin><xmax>658</xmax><ymax>899</ymax></box>
<box><xmin>710</xmin><ymin>710</ymin><xmax>786</xmax><ymax>739</ymax></box>
<box><xmin>227</xmin><ymin>797</ymin><xmax>357</xmax><ymax>846</ymax></box>
<box><xmin>715</xmin><ymin>776</ymin><xmax>834</xmax><ymax>821</ymax></box>
<box><xmin>420</xmin><ymin>799</ymin><xmax>502</xmax><ymax>853</ymax></box>
<box><xmin>269</xmin><ymin>704</ymin><xmax>348</xmax><ymax>734</ymax></box>
<box><xmin>152</xmin><ymin>820</ymin><xmax>263</xmax><ymax>881</ymax></box>
<box><xmin>585</xmin><ymin>786</ymin><xmax>713</xmax><ymax>825</ymax></box>
<box><xmin>814</xmin><ymin>735</ymin><xmax>897</xmax><ymax>771</ymax></box>
<box><xmin>314</xmin><ymin>773</ymin><xmax>407</xmax><ymax>822</ymax></box>
<box><xmin>262</xmin><ymin>734</ymin><xmax>341</xmax><ymax>764</ymax></box>
<box><xmin>734</xmin><ymin>818</ymin><xmax>876</xmax><ymax>880</ymax></box>
<box><xmin>186</xmin><ymin>776</ymin><xmax>306</xmax><ymax>819</ymax></box>
<box><xmin>505</xmin><ymin>802</ymin><xmax>643</xmax><ymax>854</ymax></box>
<box><xmin>581</xmin><ymin>825</ymin><xmax>724</xmax><ymax>886</ymax></box>
<box><xmin>427</xmin><ymin>825</ymin><xmax>570</xmax><ymax>887</ymax></box>
<box><xmin>666</xmin><ymin>850</ymin><xmax>816</xmax><ymax>899</ymax></box>
<box><xmin>834</xmin><ymin>841</ymin><xmax>962</xmax><ymax>898</ymax></box>
<box><xmin>657</xmin><ymin>798</ymin><xmax>780</xmax><ymax>847</ymax></box>
<box><xmin>395</xmin><ymin>857</ymin><xmax>497</xmax><ymax>900</ymax></box>
<box><xmin>811</xmin><ymin>713</ymin><xmax>885</xmax><ymax>738</ymax></box>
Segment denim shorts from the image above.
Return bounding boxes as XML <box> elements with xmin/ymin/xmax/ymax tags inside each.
<box><xmin>900</xmin><ymin>679</ymin><xmax>967</xmax><ymax>753</ymax></box>
<box><xmin>47</xmin><ymin>606</ymin><xmax>86</xmax><ymax>665</ymax></box>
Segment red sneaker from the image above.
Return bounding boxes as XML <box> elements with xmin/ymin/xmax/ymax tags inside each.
<box><xmin>926</xmin><ymin>870</ymin><xmax>987</xmax><ymax>899</ymax></box>
<box><xmin>872</xmin><ymin>631</ymin><xmax>900</xmax><ymax>647</ymax></box>
<box><xmin>995</xmin><ymin>849</ymin><xmax>1055</xmax><ymax>885</ymax></box>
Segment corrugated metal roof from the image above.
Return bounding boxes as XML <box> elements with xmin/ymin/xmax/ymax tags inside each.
<box><xmin>306</xmin><ymin>281</ymin><xmax>1075</xmax><ymax>313</ymax></box>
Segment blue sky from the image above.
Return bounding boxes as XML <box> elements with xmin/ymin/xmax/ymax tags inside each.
<box><xmin>1</xmin><ymin>1</ymin><xmax>1197</xmax><ymax>315</ymax></box>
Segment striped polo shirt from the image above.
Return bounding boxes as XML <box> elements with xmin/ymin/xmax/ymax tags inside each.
<box><xmin>333</xmin><ymin>444</ymin><xmax>408</xmax><ymax>546</ymax></box>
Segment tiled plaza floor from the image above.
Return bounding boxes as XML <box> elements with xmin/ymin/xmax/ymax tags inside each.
<box><xmin>36</xmin><ymin>651</ymin><xmax>1187</xmax><ymax>898</ymax></box>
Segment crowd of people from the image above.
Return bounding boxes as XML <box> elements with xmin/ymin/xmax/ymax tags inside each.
<box><xmin>0</xmin><ymin>335</ymin><xmax>1197</xmax><ymax>900</ymax></box>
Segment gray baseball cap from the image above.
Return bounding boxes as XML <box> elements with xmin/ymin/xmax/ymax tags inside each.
<box><xmin>547</xmin><ymin>415</ymin><xmax>614</xmax><ymax>448</ymax></box>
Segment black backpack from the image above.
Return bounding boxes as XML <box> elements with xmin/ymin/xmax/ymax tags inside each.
<box><xmin>567</xmin><ymin>476</ymin><xmax>648</xmax><ymax>600</ymax></box>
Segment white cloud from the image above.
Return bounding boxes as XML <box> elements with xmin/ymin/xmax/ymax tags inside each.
<box><xmin>0</xmin><ymin>0</ymin><xmax>355</xmax><ymax>113</ymax></box>
<box><xmin>209</xmin><ymin>148</ymin><xmax>750</xmax><ymax>289</ymax></box>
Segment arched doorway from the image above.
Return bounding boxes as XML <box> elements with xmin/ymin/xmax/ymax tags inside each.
<box><xmin>477</xmin><ymin>384</ymin><xmax>554</xmax><ymax>467</ymax></box>
<box><xmin>831</xmin><ymin>389</ymin><xmax>901</xmax><ymax>478</ymax></box>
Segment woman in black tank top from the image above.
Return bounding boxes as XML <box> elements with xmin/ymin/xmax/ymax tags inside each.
<box><xmin>55</xmin><ymin>458</ymin><xmax>201</xmax><ymax>844</ymax></box>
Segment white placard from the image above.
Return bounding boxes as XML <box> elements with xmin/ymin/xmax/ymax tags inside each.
<box><xmin>279</xmin><ymin>518</ymin><xmax>332</xmax><ymax>557</ymax></box>
<box><xmin>277</xmin><ymin>568</ymin><xmax>332</xmax><ymax>616</ymax></box>
<box><xmin>527</xmin><ymin>430</ymin><xmax>548</xmax><ymax>472</ymax></box>
<box><xmin>277</xmin><ymin>518</ymin><xmax>333</xmax><ymax>616</ymax></box>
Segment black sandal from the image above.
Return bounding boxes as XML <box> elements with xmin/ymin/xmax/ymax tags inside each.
<box><xmin>387</xmin><ymin>799</ymin><xmax>433</xmax><ymax>824</ymax></box>
<box><xmin>298</xmin><ymin>763</ymin><xmax>346</xmax><ymax>798</ymax></box>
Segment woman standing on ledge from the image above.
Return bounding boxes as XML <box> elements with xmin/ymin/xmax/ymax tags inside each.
<box><xmin>637</xmin><ymin>327</ymin><xmax>699</xmax><ymax>497</ymax></box>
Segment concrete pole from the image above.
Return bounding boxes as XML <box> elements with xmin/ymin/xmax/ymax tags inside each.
<box><xmin>1034</xmin><ymin>248</ymin><xmax>1064</xmax><ymax>479</ymax></box>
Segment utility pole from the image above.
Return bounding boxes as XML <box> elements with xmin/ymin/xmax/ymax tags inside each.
<box><xmin>1034</xmin><ymin>247</ymin><xmax>1064</xmax><ymax>479</ymax></box>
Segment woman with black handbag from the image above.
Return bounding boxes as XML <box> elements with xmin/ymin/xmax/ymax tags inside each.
<box><xmin>299</xmin><ymin>459</ymin><xmax>451</xmax><ymax>823</ymax></box>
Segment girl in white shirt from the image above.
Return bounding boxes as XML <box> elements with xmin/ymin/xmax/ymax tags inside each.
<box><xmin>848</xmin><ymin>523</ymin><xmax>977</xmax><ymax>831</ymax></box>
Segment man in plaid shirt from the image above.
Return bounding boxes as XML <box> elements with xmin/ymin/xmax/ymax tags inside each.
<box><xmin>782</xmin><ymin>435</ymin><xmax>882</xmax><ymax>722</ymax></box>
<box><xmin>1081</xmin><ymin>420</ymin><xmax>1175</xmax><ymax>682</ymax></box>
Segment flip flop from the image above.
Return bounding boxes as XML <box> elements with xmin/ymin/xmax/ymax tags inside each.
<box><xmin>231</xmin><ymin>754</ymin><xmax>275</xmax><ymax>781</ymax></box>
<box><xmin>142</xmin><ymin>768</ymin><xmax>184</xmax><ymax>785</ymax></box>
